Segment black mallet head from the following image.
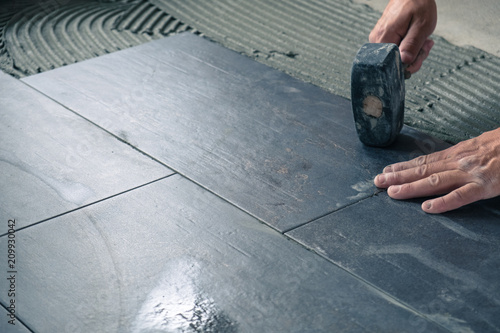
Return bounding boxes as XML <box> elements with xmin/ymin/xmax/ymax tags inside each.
<box><xmin>351</xmin><ymin>43</ymin><xmax>405</xmax><ymax>147</ymax></box>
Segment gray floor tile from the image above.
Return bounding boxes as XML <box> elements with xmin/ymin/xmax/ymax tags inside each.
<box><xmin>0</xmin><ymin>72</ymin><xmax>172</xmax><ymax>232</ymax></box>
<box><xmin>287</xmin><ymin>194</ymin><xmax>500</xmax><ymax>332</ymax></box>
<box><xmin>22</xmin><ymin>33</ymin><xmax>449</xmax><ymax>232</ymax></box>
<box><xmin>0</xmin><ymin>175</ymin><xmax>447</xmax><ymax>333</ymax></box>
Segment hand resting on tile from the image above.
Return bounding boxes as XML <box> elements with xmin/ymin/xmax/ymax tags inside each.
<box><xmin>375</xmin><ymin>128</ymin><xmax>500</xmax><ymax>213</ymax></box>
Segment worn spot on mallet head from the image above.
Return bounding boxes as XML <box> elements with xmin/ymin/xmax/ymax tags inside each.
<box><xmin>363</xmin><ymin>95</ymin><xmax>383</xmax><ymax>118</ymax></box>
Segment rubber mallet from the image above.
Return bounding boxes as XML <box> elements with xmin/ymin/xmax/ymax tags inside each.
<box><xmin>351</xmin><ymin>43</ymin><xmax>408</xmax><ymax>147</ymax></box>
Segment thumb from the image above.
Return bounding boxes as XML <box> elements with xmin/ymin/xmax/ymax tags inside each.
<box><xmin>399</xmin><ymin>24</ymin><xmax>429</xmax><ymax>65</ymax></box>
<box><xmin>406</xmin><ymin>39</ymin><xmax>434</xmax><ymax>73</ymax></box>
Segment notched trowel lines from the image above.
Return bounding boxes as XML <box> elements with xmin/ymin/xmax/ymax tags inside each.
<box><xmin>0</xmin><ymin>0</ymin><xmax>199</xmax><ymax>77</ymax></box>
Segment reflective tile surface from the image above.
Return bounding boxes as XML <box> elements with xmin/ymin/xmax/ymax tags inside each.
<box><xmin>288</xmin><ymin>194</ymin><xmax>500</xmax><ymax>332</ymax></box>
<box><xmin>23</xmin><ymin>34</ymin><xmax>451</xmax><ymax>232</ymax></box>
<box><xmin>0</xmin><ymin>175</ymin><xmax>446</xmax><ymax>332</ymax></box>
<box><xmin>0</xmin><ymin>72</ymin><xmax>172</xmax><ymax>233</ymax></box>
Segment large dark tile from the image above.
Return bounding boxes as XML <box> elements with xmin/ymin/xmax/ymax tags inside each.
<box><xmin>0</xmin><ymin>72</ymin><xmax>172</xmax><ymax>232</ymax></box>
<box><xmin>23</xmin><ymin>33</ymin><xmax>449</xmax><ymax>231</ymax></box>
<box><xmin>0</xmin><ymin>175</ymin><xmax>447</xmax><ymax>332</ymax></box>
<box><xmin>287</xmin><ymin>194</ymin><xmax>500</xmax><ymax>332</ymax></box>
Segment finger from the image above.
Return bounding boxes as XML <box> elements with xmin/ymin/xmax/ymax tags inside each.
<box><xmin>383</xmin><ymin>151</ymin><xmax>448</xmax><ymax>174</ymax></box>
<box><xmin>422</xmin><ymin>182</ymin><xmax>485</xmax><ymax>214</ymax></box>
<box><xmin>386</xmin><ymin>170</ymin><xmax>469</xmax><ymax>200</ymax></box>
<box><xmin>399</xmin><ymin>23</ymin><xmax>430</xmax><ymax>65</ymax></box>
<box><xmin>406</xmin><ymin>39</ymin><xmax>434</xmax><ymax>73</ymax></box>
<box><xmin>369</xmin><ymin>3</ymin><xmax>411</xmax><ymax>45</ymax></box>
<box><xmin>382</xmin><ymin>137</ymin><xmax>479</xmax><ymax>174</ymax></box>
<box><xmin>374</xmin><ymin>158</ymin><xmax>454</xmax><ymax>188</ymax></box>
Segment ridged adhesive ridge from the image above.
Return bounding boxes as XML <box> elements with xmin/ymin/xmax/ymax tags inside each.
<box><xmin>0</xmin><ymin>0</ymin><xmax>199</xmax><ymax>77</ymax></box>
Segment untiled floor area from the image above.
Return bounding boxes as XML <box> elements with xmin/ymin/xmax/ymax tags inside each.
<box><xmin>1</xmin><ymin>33</ymin><xmax>499</xmax><ymax>332</ymax></box>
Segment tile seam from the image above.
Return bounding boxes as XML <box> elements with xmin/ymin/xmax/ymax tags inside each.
<box><xmin>13</xmin><ymin>78</ymin><xmax>288</xmax><ymax>237</ymax></box>
<box><xmin>0</xmin><ymin>301</ymin><xmax>35</xmax><ymax>333</ymax></box>
<box><xmin>284</xmin><ymin>231</ymin><xmax>455</xmax><ymax>333</ymax></box>
<box><xmin>281</xmin><ymin>190</ymin><xmax>384</xmax><ymax>234</ymax></box>
<box><xmin>0</xmin><ymin>174</ymin><xmax>176</xmax><ymax>237</ymax></box>
<box><xmin>18</xmin><ymin>78</ymin><xmax>176</xmax><ymax>171</ymax></box>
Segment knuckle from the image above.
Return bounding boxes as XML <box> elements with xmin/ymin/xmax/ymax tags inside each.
<box><xmin>383</xmin><ymin>165</ymin><xmax>394</xmax><ymax>173</ymax></box>
<box><xmin>369</xmin><ymin>27</ymin><xmax>384</xmax><ymax>43</ymax></box>
<box><xmin>400</xmin><ymin>183</ymin><xmax>412</xmax><ymax>193</ymax></box>
<box><xmin>473</xmin><ymin>182</ymin><xmax>488</xmax><ymax>200</ymax></box>
<box><xmin>428</xmin><ymin>173</ymin><xmax>440</xmax><ymax>187</ymax></box>
<box><xmin>473</xmin><ymin>173</ymin><xmax>489</xmax><ymax>187</ymax></box>
<box><xmin>388</xmin><ymin>171</ymin><xmax>399</xmax><ymax>183</ymax></box>
<box><xmin>388</xmin><ymin>163</ymin><xmax>403</xmax><ymax>172</ymax></box>
<box><xmin>391</xmin><ymin>164</ymin><xmax>401</xmax><ymax>172</ymax></box>
<box><xmin>450</xmin><ymin>189</ymin><xmax>467</xmax><ymax>204</ymax></box>
<box><xmin>416</xmin><ymin>165</ymin><xmax>427</xmax><ymax>177</ymax></box>
<box><xmin>458</xmin><ymin>156</ymin><xmax>477</xmax><ymax>171</ymax></box>
<box><xmin>415</xmin><ymin>155</ymin><xmax>427</xmax><ymax>166</ymax></box>
<box><xmin>402</xmin><ymin>36</ymin><xmax>420</xmax><ymax>49</ymax></box>
<box><xmin>471</xmin><ymin>175</ymin><xmax>492</xmax><ymax>200</ymax></box>
<box><xmin>433</xmin><ymin>197</ymin><xmax>446</xmax><ymax>209</ymax></box>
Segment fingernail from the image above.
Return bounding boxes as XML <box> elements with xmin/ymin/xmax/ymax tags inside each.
<box><xmin>424</xmin><ymin>201</ymin><xmax>432</xmax><ymax>210</ymax></box>
<box><xmin>390</xmin><ymin>185</ymin><xmax>401</xmax><ymax>194</ymax></box>
<box><xmin>383</xmin><ymin>166</ymin><xmax>393</xmax><ymax>173</ymax></box>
